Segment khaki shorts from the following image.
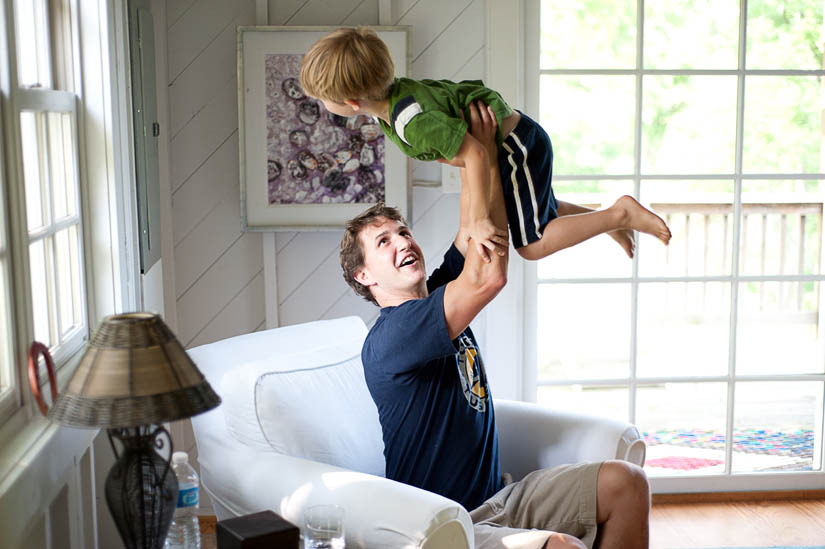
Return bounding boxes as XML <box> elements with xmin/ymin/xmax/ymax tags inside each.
<box><xmin>469</xmin><ymin>461</ymin><xmax>602</xmax><ymax>549</ymax></box>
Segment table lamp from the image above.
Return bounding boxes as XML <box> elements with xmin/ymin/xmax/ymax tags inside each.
<box><xmin>47</xmin><ymin>312</ymin><xmax>221</xmax><ymax>549</ymax></box>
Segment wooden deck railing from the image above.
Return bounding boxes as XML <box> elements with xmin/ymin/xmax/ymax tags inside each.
<box><xmin>650</xmin><ymin>202</ymin><xmax>823</xmax><ymax>317</ymax></box>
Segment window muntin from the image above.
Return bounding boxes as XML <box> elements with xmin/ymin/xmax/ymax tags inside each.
<box><xmin>533</xmin><ymin>0</ymin><xmax>825</xmax><ymax>483</ymax></box>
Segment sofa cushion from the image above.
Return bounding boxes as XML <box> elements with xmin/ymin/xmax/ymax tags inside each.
<box><xmin>255</xmin><ymin>353</ymin><xmax>385</xmax><ymax>478</ymax></box>
<box><xmin>212</xmin><ymin>317</ymin><xmax>385</xmax><ymax>477</ymax></box>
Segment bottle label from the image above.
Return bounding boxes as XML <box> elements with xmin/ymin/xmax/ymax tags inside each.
<box><xmin>177</xmin><ymin>485</ymin><xmax>199</xmax><ymax>508</ymax></box>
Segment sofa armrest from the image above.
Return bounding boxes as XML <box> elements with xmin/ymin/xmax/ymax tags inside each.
<box><xmin>201</xmin><ymin>449</ymin><xmax>472</xmax><ymax>549</ymax></box>
<box><xmin>494</xmin><ymin>399</ymin><xmax>646</xmax><ymax>481</ymax></box>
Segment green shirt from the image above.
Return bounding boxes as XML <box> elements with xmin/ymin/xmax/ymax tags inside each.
<box><xmin>378</xmin><ymin>77</ymin><xmax>513</xmax><ymax>161</ymax></box>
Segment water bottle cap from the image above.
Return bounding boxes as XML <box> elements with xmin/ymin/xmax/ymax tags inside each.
<box><xmin>172</xmin><ymin>451</ymin><xmax>189</xmax><ymax>464</ymax></box>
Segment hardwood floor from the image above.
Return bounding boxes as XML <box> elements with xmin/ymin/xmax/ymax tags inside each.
<box><xmin>200</xmin><ymin>497</ymin><xmax>825</xmax><ymax>548</ymax></box>
<box><xmin>650</xmin><ymin>498</ymin><xmax>825</xmax><ymax>548</ymax></box>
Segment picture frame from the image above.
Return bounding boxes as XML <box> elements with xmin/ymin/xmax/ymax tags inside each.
<box><xmin>237</xmin><ymin>26</ymin><xmax>411</xmax><ymax>231</ymax></box>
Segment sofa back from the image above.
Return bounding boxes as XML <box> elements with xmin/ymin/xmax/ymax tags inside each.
<box><xmin>188</xmin><ymin>316</ymin><xmax>386</xmax><ymax>477</ymax></box>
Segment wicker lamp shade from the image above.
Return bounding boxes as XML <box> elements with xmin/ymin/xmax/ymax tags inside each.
<box><xmin>49</xmin><ymin>312</ymin><xmax>221</xmax><ymax>428</ymax></box>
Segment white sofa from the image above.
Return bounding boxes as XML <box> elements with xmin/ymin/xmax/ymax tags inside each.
<box><xmin>188</xmin><ymin>316</ymin><xmax>646</xmax><ymax>549</ymax></box>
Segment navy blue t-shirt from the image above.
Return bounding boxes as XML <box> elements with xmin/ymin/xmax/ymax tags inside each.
<box><xmin>361</xmin><ymin>245</ymin><xmax>503</xmax><ymax>511</ymax></box>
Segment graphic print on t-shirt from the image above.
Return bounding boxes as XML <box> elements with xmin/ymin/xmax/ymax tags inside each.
<box><xmin>456</xmin><ymin>333</ymin><xmax>489</xmax><ymax>412</ymax></box>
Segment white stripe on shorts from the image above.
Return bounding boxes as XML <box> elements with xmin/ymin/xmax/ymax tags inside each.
<box><xmin>502</xmin><ymin>141</ymin><xmax>529</xmax><ymax>247</ymax></box>
<box><xmin>509</xmin><ymin>132</ymin><xmax>542</xmax><ymax>241</ymax></box>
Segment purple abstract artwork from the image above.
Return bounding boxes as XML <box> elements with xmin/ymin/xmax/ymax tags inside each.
<box><xmin>265</xmin><ymin>54</ymin><xmax>386</xmax><ymax>205</ymax></box>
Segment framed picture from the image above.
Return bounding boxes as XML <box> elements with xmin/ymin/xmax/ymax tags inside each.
<box><xmin>237</xmin><ymin>26</ymin><xmax>410</xmax><ymax>231</ymax></box>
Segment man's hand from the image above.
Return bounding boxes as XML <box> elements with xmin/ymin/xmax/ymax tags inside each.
<box><xmin>467</xmin><ymin>216</ymin><xmax>507</xmax><ymax>262</ymax></box>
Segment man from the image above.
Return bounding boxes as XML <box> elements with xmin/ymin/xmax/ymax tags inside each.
<box><xmin>339</xmin><ymin>102</ymin><xmax>650</xmax><ymax>549</ymax></box>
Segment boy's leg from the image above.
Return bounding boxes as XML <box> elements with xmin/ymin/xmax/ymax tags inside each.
<box><xmin>517</xmin><ymin>196</ymin><xmax>671</xmax><ymax>261</ymax></box>
<box><xmin>555</xmin><ymin>201</ymin><xmax>637</xmax><ymax>259</ymax></box>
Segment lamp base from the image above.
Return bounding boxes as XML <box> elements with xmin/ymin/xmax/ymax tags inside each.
<box><xmin>105</xmin><ymin>425</ymin><xmax>178</xmax><ymax>549</ymax></box>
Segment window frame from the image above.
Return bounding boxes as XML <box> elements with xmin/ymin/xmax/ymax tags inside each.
<box><xmin>0</xmin><ymin>0</ymin><xmax>140</xmax><ymax>452</ymax></box>
<box><xmin>519</xmin><ymin>0</ymin><xmax>825</xmax><ymax>493</ymax></box>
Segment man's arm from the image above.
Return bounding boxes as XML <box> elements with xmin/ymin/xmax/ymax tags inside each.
<box><xmin>442</xmin><ymin>102</ymin><xmax>509</xmax><ymax>339</ymax></box>
<box><xmin>448</xmin><ymin>127</ymin><xmax>507</xmax><ymax>262</ymax></box>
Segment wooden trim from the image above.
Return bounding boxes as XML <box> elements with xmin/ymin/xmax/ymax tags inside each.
<box><xmin>198</xmin><ymin>515</ymin><xmax>217</xmax><ymax>534</ymax></box>
<box><xmin>652</xmin><ymin>489</ymin><xmax>825</xmax><ymax>504</ymax></box>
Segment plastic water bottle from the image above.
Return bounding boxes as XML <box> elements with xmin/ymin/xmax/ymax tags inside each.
<box><xmin>165</xmin><ymin>451</ymin><xmax>201</xmax><ymax>549</ymax></box>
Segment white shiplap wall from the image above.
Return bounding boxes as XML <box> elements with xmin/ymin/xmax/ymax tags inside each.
<box><xmin>159</xmin><ymin>0</ymin><xmax>488</xmax><ymax>514</ymax></box>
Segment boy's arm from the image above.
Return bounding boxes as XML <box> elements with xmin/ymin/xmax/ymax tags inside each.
<box><xmin>443</xmin><ymin>102</ymin><xmax>509</xmax><ymax>339</ymax></box>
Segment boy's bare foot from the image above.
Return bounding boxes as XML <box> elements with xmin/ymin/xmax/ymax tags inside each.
<box><xmin>613</xmin><ymin>195</ymin><xmax>671</xmax><ymax>245</ymax></box>
<box><xmin>609</xmin><ymin>228</ymin><xmax>636</xmax><ymax>258</ymax></box>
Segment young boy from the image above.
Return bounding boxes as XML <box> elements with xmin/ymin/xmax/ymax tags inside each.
<box><xmin>299</xmin><ymin>27</ymin><xmax>671</xmax><ymax>262</ymax></box>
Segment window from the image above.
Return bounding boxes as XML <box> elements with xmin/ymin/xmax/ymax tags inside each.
<box><xmin>527</xmin><ymin>0</ymin><xmax>825</xmax><ymax>491</ymax></box>
<box><xmin>0</xmin><ymin>0</ymin><xmax>88</xmax><ymax>427</ymax></box>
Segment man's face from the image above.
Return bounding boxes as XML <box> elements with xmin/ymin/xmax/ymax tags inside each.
<box><xmin>355</xmin><ymin>217</ymin><xmax>427</xmax><ymax>302</ymax></box>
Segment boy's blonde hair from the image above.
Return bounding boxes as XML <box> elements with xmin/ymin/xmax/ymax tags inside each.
<box><xmin>299</xmin><ymin>27</ymin><xmax>395</xmax><ymax>103</ymax></box>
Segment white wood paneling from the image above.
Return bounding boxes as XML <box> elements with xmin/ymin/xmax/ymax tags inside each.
<box><xmin>172</xmin><ymin>132</ymin><xmax>239</xmax><ymax>246</ymax></box>
<box><xmin>286</xmin><ymin>0</ymin><xmax>370</xmax><ymax>26</ymax></box>
<box><xmin>276</xmin><ymin>231</ymin><xmax>341</xmax><ymax>302</ymax></box>
<box><xmin>412</xmin><ymin>0</ymin><xmax>483</xmax><ymax>80</ymax></box>
<box><xmin>396</xmin><ymin>0</ymin><xmax>472</xmax><ymax>59</ymax></box>
<box><xmin>174</xmin><ymin>192</ymin><xmax>245</xmax><ymax>296</ymax></box>
<box><xmin>279</xmin><ymin>244</ymin><xmax>354</xmax><ymax>326</ymax></box>
<box><xmin>168</xmin><ymin>3</ymin><xmax>255</xmax><ymax>137</ymax></box>
<box><xmin>341</xmin><ymin>0</ymin><xmax>380</xmax><ymax>26</ymax></box>
<box><xmin>170</xmin><ymin>78</ymin><xmax>239</xmax><ymax>190</ymax></box>
<box><xmin>268</xmin><ymin>0</ymin><xmax>311</xmax><ymax>25</ymax></box>
<box><xmin>166</xmin><ymin>0</ymin><xmax>199</xmax><ymax>27</ymax></box>
<box><xmin>167</xmin><ymin>0</ymin><xmax>247</xmax><ymax>80</ymax></box>
<box><xmin>176</xmin><ymin>231</ymin><xmax>263</xmax><ymax>345</ymax></box>
<box><xmin>188</xmin><ymin>271</ymin><xmax>267</xmax><ymax>347</ymax></box>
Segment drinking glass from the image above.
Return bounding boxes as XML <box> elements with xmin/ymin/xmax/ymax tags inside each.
<box><xmin>303</xmin><ymin>504</ymin><xmax>345</xmax><ymax>549</ymax></box>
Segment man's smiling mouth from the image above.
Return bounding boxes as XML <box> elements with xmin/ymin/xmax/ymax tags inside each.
<box><xmin>398</xmin><ymin>255</ymin><xmax>417</xmax><ymax>267</ymax></box>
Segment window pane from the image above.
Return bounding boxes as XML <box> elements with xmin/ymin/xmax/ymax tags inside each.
<box><xmin>743</xmin><ymin>76</ymin><xmax>823</xmax><ymax>173</ymax></box>
<box><xmin>49</xmin><ymin>112</ymin><xmax>67</xmax><ymax>220</ymax></box>
<box><xmin>737</xmin><ymin>281</ymin><xmax>823</xmax><ymax>375</ymax></box>
<box><xmin>14</xmin><ymin>0</ymin><xmax>51</xmax><ymax>87</ymax></box>
<box><xmin>540</xmin><ymin>75</ymin><xmax>635</xmax><ymax>175</ymax></box>
<box><xmin>538</xmin><ymin>385</ymin><xmax>628</xmax><ymax>422</ymax></box>
<box><xmin>539</xmin><ymin>0</ymin><xmax>636</xmax><ymax>69</ymax></box>
<box><xmin>29</xmin><ymin>239</ymin><xmax>51</xmax><ymax>346</ymax></box>
<box><xmin>62</xmin><ymin>113</ymin><xmax>77</xmax><ymax>217</ymax></box>
<box><xmin>642</xmin><ymin>76</ymin><xmax>737</xmax><ymax>174</ymax></box>
<box><xmin>54</xmin><ymin>226</ymin><xmax>82</xmax><ymax>338</ymax></box>
<box><xmin>637</xmin><ymin>282</ymin><xmax>731</xmax><ymax>378</ymax></box>
<box><xmin>20</xmin><ymin>112</ymin><xmax>44</xmax><ymax>231</ymax></box>
<box><xmin>639</xmin><ymin>180</ymin><xmax>735</xmax><ymax>277</ymax></box>
<box><xmin>537</xmin><ymin>180</ymin><xmax>634</xmax><ymax>279</ymax></box>
<box><xmin>739</xmin><ymin>181</ymin><xmax>823</xmax><ymax>276</ymax></box>
<box><xmin>733</xmin><ymin>381</ymin><xmax>821</xmax><ymax>472</ymax></box>
<box><xmin>0</xmin><ymin>259</ymin><xmax>12</xmax><ymax>394</ymax></box>
<box><xmin>640</xmin><ymin>382</ymin><xmax>728</xmax><ymax>477</ymax></box>
<box><xmin>69</xmin><ymin>225</ymin><xmax>82</xmax><ymax>331</ymax></box>
<box><xmin>644</xmin><ymin>0</ymin><xmax>739</xmax><ymax>69</ymax></box>
<box><xmin>747</xmin><ymin>0</ymin><xmax>824</xmax><ymax>70</ymax></box>
<box><xmin>537</xmin><ymin>283</ymin><xmax>630</xmax><ymax>381</ymax></box>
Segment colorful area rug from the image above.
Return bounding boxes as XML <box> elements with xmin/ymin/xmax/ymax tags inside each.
<box><xmin>644</xmin><ymin>428</ymin><xmax>814</xmax><ymax>458</ymax></box>
<box><xmin>644</xmin><ymin>427</ymin><xmax>814</xmax><ymax>472</ymax></box>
